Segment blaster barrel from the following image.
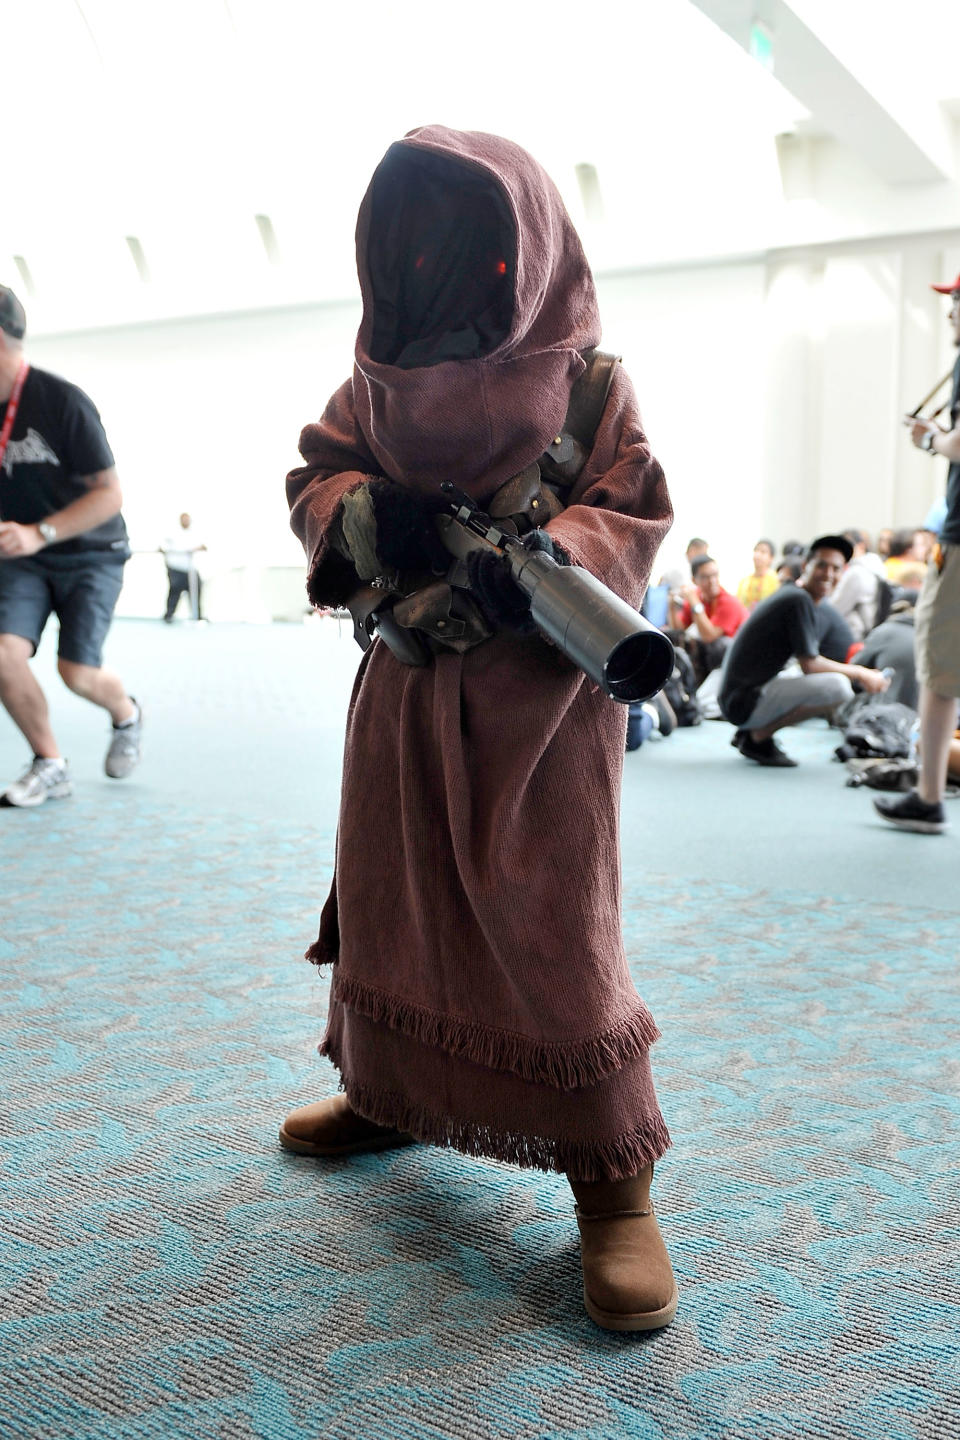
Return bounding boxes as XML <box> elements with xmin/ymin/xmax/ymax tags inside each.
<box><xmin>509</xmin><ymin>547</ymin><xmax>674</xmax><ymax>703</ymax></box>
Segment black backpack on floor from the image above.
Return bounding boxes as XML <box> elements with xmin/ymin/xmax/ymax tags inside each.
<box><xmin>834</xmin><ymin>693</ymin><xmax>918</xmax><ymax>762</ymax></box>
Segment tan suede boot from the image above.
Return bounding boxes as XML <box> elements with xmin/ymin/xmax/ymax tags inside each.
<box><xmin>279</xmin><ymin>1093</ymin><xmax>416</xmax><ymax>1157</ymax></box>
<box><xmin>570</xmin><ymin>1165</ymin><xmax>678</xmax><ymax>1332</ymax></box>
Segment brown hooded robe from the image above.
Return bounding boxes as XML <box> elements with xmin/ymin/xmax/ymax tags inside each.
<box><xmin>287</xmin><ymin>127</ymin><xmax>674</xmax><ymax>1181</ymax></box>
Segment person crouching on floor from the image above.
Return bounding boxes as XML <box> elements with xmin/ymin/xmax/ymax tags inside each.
<box><xmin>719</xmin><ymin>534</ymin><xmax>889</xmax><ymax>766</ymax></box>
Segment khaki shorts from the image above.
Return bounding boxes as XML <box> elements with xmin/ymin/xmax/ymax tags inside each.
<box><xmin>915</xmin><ymin>543</ymin><xmax>960</xmax><ymax>697</ymax></box>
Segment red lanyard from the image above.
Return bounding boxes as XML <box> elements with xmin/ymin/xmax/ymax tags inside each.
<box><xmin>0</xmin><ymin>361</ymin><xmax>30</xmax><ymax>470</ymax></box>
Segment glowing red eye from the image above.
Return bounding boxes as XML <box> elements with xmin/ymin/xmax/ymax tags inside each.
<box><xmin>496</xmin><ymin>259</ymin><xmax>507</xmax><ymax>275</ymax></box>
<box><xmin>415</xmin><ymin>254</ymin><xmax>425</xmax><ymax>269</ymax></box>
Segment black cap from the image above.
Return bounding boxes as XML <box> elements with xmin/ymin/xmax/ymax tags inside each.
<box><xmin>807</xmin><ymin>533</ymin><xmax>853</xmax><ymax>564</ymax></box>
<box><xmin>0</xmin><ymin>286</ymin><xmax>26</xmax><ymax>340</ymax></box>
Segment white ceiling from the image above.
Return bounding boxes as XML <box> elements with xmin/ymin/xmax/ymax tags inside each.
<box><xmin>4</xmin><ymin>0</ymin><xmax>960</xmax><ymax>333</ymax></box>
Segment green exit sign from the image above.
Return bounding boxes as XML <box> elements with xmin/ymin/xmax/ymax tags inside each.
<box><xmin>749</xmin><ymin>19</ymin><xmax>774</xmax><ymax>71</ymax></box>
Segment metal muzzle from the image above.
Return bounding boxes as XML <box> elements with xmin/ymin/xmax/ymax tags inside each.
<box><xmin>510</xmin><ymin>549</ymin><xmax>674</xmax><ymax>703</ymax></box>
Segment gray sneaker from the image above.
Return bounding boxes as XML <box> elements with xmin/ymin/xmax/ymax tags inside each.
<box><xmin>2</xmin><ymin>756</ymin><xmax>73</xmax><ymax>807</ymax></box>
<box><xmin>105</xmin><ymin>701</ymin><xmax>142</xmax><ymax>779</ymax></box>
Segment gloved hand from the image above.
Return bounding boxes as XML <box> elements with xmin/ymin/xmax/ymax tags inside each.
<box><xmin>519</xmin><ymin>528</ymin><xmax>571</xmax><ymax>564</ymax></box>
<box><xmin>338</xmin><ymin>480</ymin><xmax>448</xmax><ymax>581</ymax></box>
<box><xmin>467</xmin><ymin>528</ymin><xmax>571</xmax><ymax>631</ymax></box>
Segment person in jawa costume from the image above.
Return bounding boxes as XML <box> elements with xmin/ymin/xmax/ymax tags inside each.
<box><xmin>284</xmin><ymin>126</ymin><xmax>677</xmax><ymax>1332</ymax></box>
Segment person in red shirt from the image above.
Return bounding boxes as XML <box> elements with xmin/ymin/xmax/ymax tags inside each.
<box><xmin>668</xmin><ymin>554</ymin><xmax>748</xmax><ymax>687</ymax></box>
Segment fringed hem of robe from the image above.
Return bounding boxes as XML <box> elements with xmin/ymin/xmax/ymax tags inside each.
<box><xmin>323</xmin><ymin>1002</ymin><xmax>672</xmax><ymax>1183</ymax></box>
<box><xmin>318</xmin><ymin>969</ymin><xmax>661</xmax><ymax>1092</ymax></box>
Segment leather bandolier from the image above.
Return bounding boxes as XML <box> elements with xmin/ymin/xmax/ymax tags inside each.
<box><xmin>347</xmin><ymin>349</ymin><xmax>621</xmax><ymax>665</ymax></box>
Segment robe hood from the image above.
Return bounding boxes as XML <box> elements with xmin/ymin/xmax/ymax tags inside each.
<box><xmin>352</xmin><ymin>125</ymin><xmax>601</xmax><ymax>498</ymax></box>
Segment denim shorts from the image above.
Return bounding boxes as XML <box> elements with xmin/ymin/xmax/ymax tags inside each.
<box><xmin>0</xmin><ymin>555</ymin><xmax>126</xmax><ymax>667</ymax></box>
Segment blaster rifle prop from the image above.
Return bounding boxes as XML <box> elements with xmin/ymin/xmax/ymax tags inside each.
<box><xmin>909</xmin><ymin>368</ymin><xmax>954</xmax><ymax>421</ymax></box>
<box><xmin>436</xmin><ymin>484</ymin><xmax>673</xmax><ymax>704</ymax></box>
<box><xmin>347</xmin><ymin>487</ymin><xmax>674</xmax><ymax>703</ymax></box>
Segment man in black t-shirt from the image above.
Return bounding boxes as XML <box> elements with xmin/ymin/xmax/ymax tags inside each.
<box><xmin>719</xmin><ymin>535</ymin><xmax>888</xmax><ymax>766</ymax></box>
<box><xmin>815</xmin><ymin>597</ymin><xmax>856</xmax><ymax>664</ymax></box>
<box><xmin>880</xmin><ymin>271</ymin><xmax>960</xmax><ymax>832</ymax></box>
<box><xmin>0</xmin><ymin>286</ymin><xmax>142</xmax><ymax>807</ymax></box>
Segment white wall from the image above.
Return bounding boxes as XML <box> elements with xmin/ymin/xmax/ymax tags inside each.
<box><xmin>760</xmin><ymin>238</ymin><xmax>960</xmax><ymax>557</ymax></box>
<box><xmin>600</xmin><ymin>235</ymin><xmax>960</xmax><ymax>586</ymax></box>
<box><xmin>29</xmin><ymin>303</ymin><xmax>362</xmax><ymax>617</ymax></box>
<box><xmin>597</xmin><ymin>266</ymin><xmax>770</xmax><ymax>583</ymax></box>
<box><xmin>26</xmin><ymin>235</ymin><xmax>960</xmax><ymax>618</ymax></box>
<box><xmin>29</xmin><ymin>303</ymin><xmax>361</xmax><ymax>564</ymax></box>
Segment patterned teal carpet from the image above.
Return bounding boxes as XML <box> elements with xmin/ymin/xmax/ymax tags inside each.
<box><xmin>1</xmin><ymin>620</ymin><xmax>957</xmax><ymax>1440</ymax></box>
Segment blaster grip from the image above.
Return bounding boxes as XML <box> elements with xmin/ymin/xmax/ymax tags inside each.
<box><xmin>509</xmin><ymin>548</ymin><xmax>674</xmax><ymax>704</ymax></box>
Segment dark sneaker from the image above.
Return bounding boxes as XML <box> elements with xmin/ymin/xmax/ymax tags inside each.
<box><xmin>873</xmin><ymin>789</ymin><xmax>947</xmax><ymax>834</ymax></box>
<box><xmin>1</xmin><ymin>756</ymin><xmax>73</xmax><ymax>807</ymax></box>
<box><xmin>105</xmin><ymin>700</ymin><xmax>142</xmax><ymax>779</ymax></box>
<box><xmin>732</xmin><ymin>729</ymin><xmax>798</xmax><ymax>767</ymax></box>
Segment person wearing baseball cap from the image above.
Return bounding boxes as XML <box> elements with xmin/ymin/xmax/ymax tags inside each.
<box><xmin>719</xmin><ymin>534</ymin><xmax>889</xmax><ymax>767</ymax></box>
<box><xmin>879</xmin><ymin>273</ymin><xmax>960</xmax><ymax>831</ymax></box>
<box><xmin>0</xmin><ymin>285</ymin><xmax>142</xmax><ymax>807</ymax></box>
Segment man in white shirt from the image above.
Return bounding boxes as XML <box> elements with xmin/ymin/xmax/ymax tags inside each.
<box><xmin>160</xmin><ymin>513</ymin><xmax>206</xmax><ymax>622</ymax></box>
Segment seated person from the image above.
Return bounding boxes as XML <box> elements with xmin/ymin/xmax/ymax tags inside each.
<box><xmin>719</xmin><ymin>535</ymin><xmax>889</xmax><ymax>766</ymax></box>
<box><xmin>668</xmin><ymin>554</ymin><xmax>748</xmax><ymax>688</ymax></box>
<box><xmin>889</xmin><ymin>563</ymin><xmax>925</xmax><ymax>607</ymax></box>
<box><xmin>685</xmin><ymin>537</ymin><xmax>709</xmax><ymax>570</ymax></box>
<box><xmin>641</xmin><ymin>565</ymin><xmax>684</xmax><ymax>629</ymax></box>
<box><xmin>736</xmin><ymin>538</ymin><xmax>778</xmax><ymax>611</ymax></box>
<box><xmin>829</xmin><ymin>529</ymin><xmax>886</xmax><ymax>641</ymax></box>
<box><xmin>884</xmin><ymin>527</ymin><xmax>928</xmax><ymax>582</ymax></box>
<box><xmin>858</xmin><ymin>599</ymin><xmax>919</xmax><ymax>710</ymax></box>
<box><xmin>776</xmin><ymin>556</ymin><xmax>804</xmax><ymax>585</ymax></box>
<box><xmin>626</xmin><ymin>693</ymin><xmax>676</xmax><ymax>751</ymax></box>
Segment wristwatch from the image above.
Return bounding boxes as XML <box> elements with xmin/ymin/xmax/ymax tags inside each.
<box><xmin>692</xmin><ymin>602</ymin><xmax>705</xmax><ymax>615</ymax></box>
<box><xmin>921</xmin><ymin>430</ymin><xmax>937</xmax><ymax>453</ymax></box>
<box><xmin>36</xmin><ymin>521</ymin><xmax>58</xmax><ymax>545</ymax></box>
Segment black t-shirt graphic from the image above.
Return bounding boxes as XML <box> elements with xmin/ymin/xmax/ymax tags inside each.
<box><xmin>720</xmin><ymin>584</ymin><xmax>822</xmax><ymax>726</ymax></box>
<box><xmin>0</xmin><ymin>366</ymin><xmax>129</xmax><ymax>561</ymax></box>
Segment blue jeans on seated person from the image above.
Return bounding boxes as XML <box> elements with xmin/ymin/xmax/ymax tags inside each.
<box><xmin>626</xmin><ymin>704</ymin><xmax>654</xmax><ymax>751</ymax></box>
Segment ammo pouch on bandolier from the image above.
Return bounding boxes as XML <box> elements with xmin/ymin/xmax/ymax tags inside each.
<box><xmin>347</xmin><ymin>349</ymin><xmax>620</xmax><ymax>665</ymax></box>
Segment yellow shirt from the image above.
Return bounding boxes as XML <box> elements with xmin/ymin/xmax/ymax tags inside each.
<box><xmin>736</xmin><ymin>572</ymin><xmax>779</xmax><ymax>611</ymax></box>
<box><xmin>885</xmin><ymin>557</ymin><xmax>915</xmax><ymax>582</ymax></box>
